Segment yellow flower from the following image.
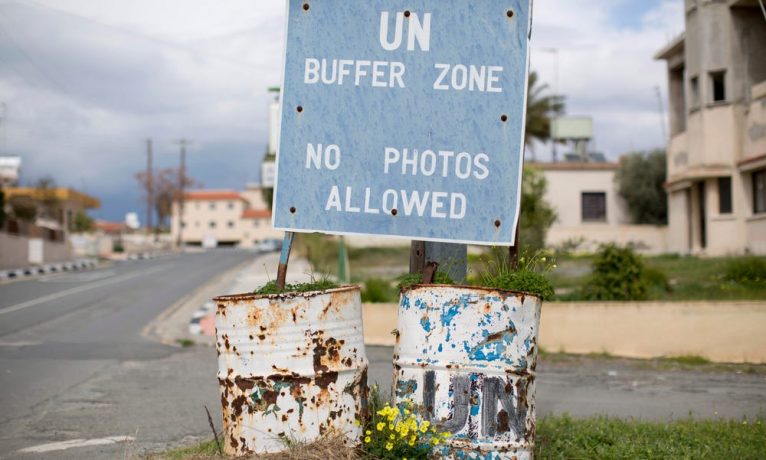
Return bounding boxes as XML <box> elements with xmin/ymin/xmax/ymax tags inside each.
<box><xmin>365</xmin><ymin>430</ymin><xmax>371</xmax><ymax>435</ymax></box>
<box><xmin>389</xmin><ymin>433</ymin><xmax>395</xmax><ymax>440</ymax></box>
<box><xmin>364</xmin><ymin>436</ymin><xmax>371</xmax><ymax>443</ymax></box>
<box><xmin>376</xmin><ymin>422</ymin><xmax>385</xmax><ymax>431</ymax></box>
<box><xmin>388</xmin><ymin>423</ymin><xmax>394</xmax><ymax>430</ymax></box>
<box><xmin>408</xmin><ymin>439</ymin><xmax>415</xmax><ymax>446</ymax></box>
<box><xmin>385</xmin><ymin>442</ymin><xmax>393</xmax><ymax>451</ymax></box>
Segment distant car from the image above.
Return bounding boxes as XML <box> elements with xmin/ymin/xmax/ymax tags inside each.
<box><xmin>256</xmin><ymin>239</ymin><xmax>282</xmax><ymax>252</ymax></box>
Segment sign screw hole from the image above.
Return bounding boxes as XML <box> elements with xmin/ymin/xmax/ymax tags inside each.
<box><xmin>404</xmin><ymin>10</ymin><xmax>411</xmax><ymax>18</ymax></box>
<box><xmin>506</xmin><ymin>10</ymin><xmax>514</xmax><ymax>18</ymax></box>
<box><xmin>296</xmin><ymin>106</ymin><xmax>303</xmax><ymax>113</ymax></box>
<box><xmin>302</xmin><ymin>3</ymin><xmax>309</xmax><ymax>11</ymax></box>
<box><xmin>500</xmin><ymin>114</ymin><xmax>508</xmax><ymax>122</ymax></box>
<box><xmin>290</xmin><ymin>207</ymin><xmax>297</xmax><ymax>214</ymax></box>
<box><xmin>391</xmin><ymin>208</ymin><xmax>398</xmax><ymax>216</ymax></box>
<box><xmin>494</xmin><ymin>219</ymin><xmax>502</xmax><ymax>228</ymax></box>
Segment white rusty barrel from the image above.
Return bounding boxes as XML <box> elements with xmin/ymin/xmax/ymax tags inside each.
<box><xmin>214</xmin><ymin>286</ymin><xmax>368</xmax><ymax>456</ymax></box>
<box><xmin>393</xmin><ymin>285</ymin><xmax>542</xmax><ymax>460</ymax></box>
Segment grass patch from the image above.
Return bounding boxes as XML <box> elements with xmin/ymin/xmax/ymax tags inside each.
<box><xmin>156</xmin><ymin>416</ymin><xmax>766</xmax><ymax>459</ymax></box>
<box><xmin>662</xmin><ymin>355</ymin><xmax>712</xmax><ymax>366</ymax></box>
<box><xmin>550</xmin><ymin>254</ymin><xmax>766</xmax><ymax>301</ymax></box>
<box><xmin>536</xmin><ymin>415</ymin><xmax>766</xmax><ymax>459</ymax></box>
<box><xmin>396</xmin><ymin>272</ymin><xmax>455</xmax><ymax>290</ymax></box>
<box><xmin>175</xmin><ymin>339</ymin><xmax>195</xmax><ymax>348</ymax></box>
<box><xmin>254</xmin><ymin>279</ymin><xmax>340</xmax><ymax>295</ymax></box>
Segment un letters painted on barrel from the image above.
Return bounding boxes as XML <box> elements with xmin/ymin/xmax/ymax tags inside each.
<box><xmin>393</xmin><ymin>285</ymin><xmax>541</xmax><ymax>460</ymax></box>
<box><xmin>214</xmin><ymin>286</ymin><xmax>368</xmax><ymax>456</ymax></box>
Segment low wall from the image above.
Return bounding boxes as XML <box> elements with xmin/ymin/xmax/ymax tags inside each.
<box><xmin>362</xmin><ymin>300</ymin><xmax>766</xmax><ymax>363</ymax></box>
<box><xmin>0</xmin><ymin>232</ymin><xmax>29</xmax><ymax>269</ymax></box>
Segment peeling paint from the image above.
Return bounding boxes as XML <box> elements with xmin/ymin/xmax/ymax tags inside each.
<box><xmin>394</xmin><ymin>285</ymin><xmax>541</xmax><ymax>460</ymax></box>
<box><xmin>214</xmin><ymin>286</ymin><xmax>368</xmax><ymax>456</ymax></box>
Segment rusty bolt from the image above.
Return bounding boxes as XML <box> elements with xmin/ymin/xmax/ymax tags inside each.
<box><xmin>290</xmin><ymin>206</ymin><xmax>296</xmax><ymax>214</ymax></box>
<box><xmin>500</xmin><ymin>114</ymin><xmax>508</xmax><ymax>122</ymax></box>
<box><xmin>495</xmin><ymin>219</ymin><xmax>502</xmax><ymax>228</ymax></box>
<box><xmin>296</xmin><ymin>105</ymin><xmax>303</xmax><ymax>113</ymax></box>
<box><xmin>404</xmin><ymin>10</ymin><xmax>411</xmax><ymax>18</ymax></box>
<box><xmin>391</xmin><ymin>208</ymin><xmax>398</xmax><ymax>216</ymax></box>
<box><xmin>507</xmin><ymin>10</ymin><xmax>514</xmax><ymax>18</ymax></box>
<box><xmin>302</xmin><ymin>3</ymin><xmax>310</xmax><ymax>11</ymax></box>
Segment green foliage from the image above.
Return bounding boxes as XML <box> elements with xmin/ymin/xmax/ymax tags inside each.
<box><xmin>361</xmin><ymin>278</ymin><xmax>398</xmax><ymax>303</ymax></box>
<box><xmin>112</xmin><ymin>240</ymin><xmax>125</xmax><ymax>253</ymax></box>
<box><xmin>536</xmin><ymin>415</ymin><xmax>766</xmax><ymax>459</ymax></box>
<box><xmin>361</xmin><ymin>390</ymin><xmax>449</xmax><ymax>459</ymax></box>
<box><xmin>396</xmin><ymin>272</ymin><xmax>455</xmax><ymax>290</ymax></box>
<box><xmin>525</xmin><ymin>71</ymin><xmax>565</xmax><ymax>146</ymax></box>
<box><xmin>10</xmin><ymin>200</ymin><xmax>36</xmax><ymax>222</ymax></box>
<box><xmin>296</xmin><ymin>233</ymin><xmax>340</xmax><ymax>275</ymax></box>
<box><xmin>478</xmin><ymin>249</ymin><xmax>556</xmax><ymax>301</ymax></box>
<box><xmin>581</xmin><ymin>244</ymin><xmax>653</xmax><ymax>301</ymax></box>
<box><xmin>615</xmin><ymin>150</ymin><xmax>668</xmax><ymax>225</ymax></box>
<box><xmin>255</xmin><ymin>279</ymin><xmax>340</xmax><ymax>295</ymax></box>
<box><xmin>662</xmin><ymin>355</ymin><xmax>711</xmax><ymax>366</ymax></box>
<box><xmin>520</xmin><ymin>166</ymin><xmax>557</xmax><ymax>251</ymax></box>
<box><xmin>70</xmin><ymin>211</ymin><xmax>94</xmax><ymax>232</ymax></box>
<box><xmin>723</xmin><ymin>257</ymin><xmax>766</xmax><ymax>284</ymax></box>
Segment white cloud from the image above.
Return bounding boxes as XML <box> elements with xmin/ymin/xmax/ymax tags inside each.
<box><xmin>0</xmin><ymin>0</ymin><xmax>684</xmax><ymax>219</ymax></box>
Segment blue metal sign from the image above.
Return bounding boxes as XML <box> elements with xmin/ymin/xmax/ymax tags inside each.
<box><xmin>273</xmin><ymin>0</ymin><xmax>532</xmax><ymax>245</ymax></box>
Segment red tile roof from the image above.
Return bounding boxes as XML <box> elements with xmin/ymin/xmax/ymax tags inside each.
<box><xmin>95</xmin><ymin>220</ymin><xmax>126</xmax><ymax>234</ymax></box>
<box><xmin>241</xmin><ymin>209</ymin><xmax>272</xmax><ymax>219</ymax></box>
<box><xmin>184</xmin><ymin>190</ymin><xmax>245</xmax><ymax>201</ymax></box>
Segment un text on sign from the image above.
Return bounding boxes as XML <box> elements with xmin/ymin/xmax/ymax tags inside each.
<box><xmin>273</xmin><ymin>0</ymin><xmax>532</xmax><ymax>245</ymax></box>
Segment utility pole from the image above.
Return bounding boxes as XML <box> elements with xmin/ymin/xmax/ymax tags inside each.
<box><xmin>654</xmin><ymin>86</ymin><xmax>667</xmax><ymax>144</ymax></box>
<box><xmin>146</xmin><ymin>139</ymin><xmax>153</xmax><ymax>235</ymax></box>
<box><xmin>173</xmin><ymin>139</ymin><xmax>191</xmax><ymax>248</ymax></box>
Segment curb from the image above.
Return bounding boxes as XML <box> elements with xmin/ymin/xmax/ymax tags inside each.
<box><xmin>0</xmin><ymin>259</ymin><xmax>98</xmax><ymax>281</ymax></box>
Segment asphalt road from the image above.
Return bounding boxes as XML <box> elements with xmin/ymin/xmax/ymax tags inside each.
<box><xmin>0</xmin><ymin>250</ymin><xmax>253</xmax><ymax>459</ymax></box>
<box><xmin>0</xmin><ymin>251</ymin><xmax>764</xmax><ymax>459</ymax></box>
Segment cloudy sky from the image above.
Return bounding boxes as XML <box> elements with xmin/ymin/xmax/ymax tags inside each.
<box><xmin>0</xmin><ymin>0</ymin><xmax>683</xmax><ymax>221</ymax></box>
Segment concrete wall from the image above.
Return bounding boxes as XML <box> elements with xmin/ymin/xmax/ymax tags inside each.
<box><xmin>0</xmin><ymin>232</ymin><xmax>71</xmax><ymax>269</ymax></box>
<box><xmin>547</xmin><ymin>225</ymin><xmax>668</xmax><ymax>254</ymax></box>
<box><xmin>0</xmin><ymin>232</ymin><xmax>29</xmax><ymax>269</ymax></box>
<box><xmin>362</xmin><ymin>301</ymin><xmax>766</xmax><ymax>363</ymax></box>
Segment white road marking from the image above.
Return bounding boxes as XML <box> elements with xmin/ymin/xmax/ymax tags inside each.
<box><xmin>17</xmin><ymin>436</ymin><xmax>135</xmax><ymax>453</ymax></box>
<box><xmin>0</xmin><ymin>341</ymin><xmax>42</xmax><ymax>347</ymax></box>
<box><xmin>0</xmin><ymin>265</ymin><xmax>167</xmax><ymax>316</ymax></box>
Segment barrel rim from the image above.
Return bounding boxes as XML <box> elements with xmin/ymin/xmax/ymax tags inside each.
<box><xmin>400</xmin><ymin>283</ymin><xmax>542</xmax><ymax>301</ymax></box>
<box><xmin>213</xmin><ymin>284</ymin><xmax>361</xmax><ymax>303</ymax></box>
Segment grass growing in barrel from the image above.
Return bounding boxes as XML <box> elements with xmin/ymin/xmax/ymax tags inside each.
<box><xmin>254</xmin><ymin>279</ymin><xmax>339</xmax><ymax>295</ymax></box>
<box><xmin>535</xmin><ymin>415</ymin><xmax>766</xmax><ymax>459</ymax></box>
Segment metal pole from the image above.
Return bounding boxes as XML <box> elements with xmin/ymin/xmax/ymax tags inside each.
<box><xmin>146</xmin><ymin>139</ymin><xmax>153</xmax><ymax>235</ymax></box>
<box><xmin>409</xmin><ymin>241</ymin><xmax>467</xmax><ymax>284</ymax></box>
<box><xmin>276</xmin><ymin>232</ymin><xmax>295</xmax><ymax>290</ymax></box>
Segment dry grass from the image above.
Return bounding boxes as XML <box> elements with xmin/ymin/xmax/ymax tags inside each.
<box><xmin>149</xmin><ymin>434</ymin><xmax>362</xmax><ymax>460</ymax></box>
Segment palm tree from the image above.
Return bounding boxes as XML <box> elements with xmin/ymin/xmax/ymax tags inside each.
<box><xmin>525</xmin><ymin>71</ymin><xmax>565</xmax><ymax>147</ymax></box>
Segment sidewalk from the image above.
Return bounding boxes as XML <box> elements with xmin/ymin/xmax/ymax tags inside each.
<box><xmin>144</xmin><ymin>251</ymin><xmax>315</xmax><ymax>346</ymax></box>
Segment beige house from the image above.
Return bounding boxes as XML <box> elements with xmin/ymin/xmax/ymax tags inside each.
<box><xmin>170</xmin><ymin>186</ymin><xmax>282</xmax><ymax>247</ymax></box>
<box><xmin>532</xmin><ymin>162</ymin><xmax>668</xmax><ymax>254</ymax></box>
<box><xmin>656</xmin><ymin>0</ymin><xmax>766</xmax><ymax>255</ymax></box>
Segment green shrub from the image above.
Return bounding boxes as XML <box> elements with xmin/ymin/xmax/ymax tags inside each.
<box><xmin>581</xmin><ymin>244</ymin><xmax>650</xmax><ymax>301</ymax></box>
<box><xmin>482</xmin><ymin>268</ymin><xmax>555</xmax><ymax>301</ymax></box>
<box><xmin>361</xmin><ymin>278</ymin><xmax>397</xmax><ymax>303</ymax></box>
<box><xmin>723</xmin><ymin>257</ymin><xmax>766</xmax><ymax>284</ymax></box>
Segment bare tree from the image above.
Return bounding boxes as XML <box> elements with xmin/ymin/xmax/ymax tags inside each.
<box><xmin>135</xmin><ymin>167</ymin><xmax>200</xmax><ymax>230</ymax></box>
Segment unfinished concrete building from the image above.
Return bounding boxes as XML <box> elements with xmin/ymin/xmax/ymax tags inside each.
<box><xmin>656</xmin><ymin>0</ymin><xmax>766</xmax><ymax>255</ymax></box>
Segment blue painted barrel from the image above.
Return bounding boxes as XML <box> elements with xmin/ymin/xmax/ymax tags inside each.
<box><xmin>393</xmin><ymin>285</ymin><xmax>542</xmax><ymax>460</ymax></box>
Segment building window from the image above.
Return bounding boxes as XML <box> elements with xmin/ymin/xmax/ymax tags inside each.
<box><xmin>227</xmin><ymin>221</ymin><xmax>235</xmax><ymax>228</ymax></box>
<box><xmin>582</xmin><ymin>192</ymin><xmax>607</xmax><ymax>222</ymax></box>
<box><xmin>209</xmin><ymin>221</ymin><xmax>217</xmax><ymax>229</ymax></box>
<box><xmin>710</xmin><ymin>71</ymin><xmax>725</xmax><ymax>102</ymax></box>
<box><xmin>253</xmin><ymin>220</ymin><xmax>259</xmax><ymax>228</ymax></box>
<box><xmin>227</xmin><ymin>201</ymin><xmax>234</xmax><ymax>210</ymax></box>
<box><xmin>754</xmin><ymin>169</ymin><xmax>766</xmax><ymax>214</ymax></box>
<box><xmin>209</xmin><ymin>202</ymin><xmax>216</xmax><ymax>210</ymax></box>
<box><xmin>181</xmin><ymin>221</ymin><xmax>187</xmax><ymax>228</ymax></box>
<box><xmin>718</xmin><ymin>177</ymin><xmax>732</xmax><ymax>214</ymax></box>
<box><xmin>689</xmin><ymin>76</ymin><xmax>700</xmax><ymax>109</ymax></box>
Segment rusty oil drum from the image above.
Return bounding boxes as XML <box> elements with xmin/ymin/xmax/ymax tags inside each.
<box><xmin>214</xmin><ymin>286</ymin><xmax>368</xmax><ymax>456</ymax></box>
<box><xmin>393</xmin><ymin>285</ymin><xmax>541</xmax><ymax>460</ymax></box>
